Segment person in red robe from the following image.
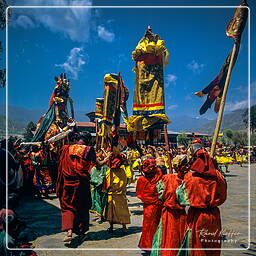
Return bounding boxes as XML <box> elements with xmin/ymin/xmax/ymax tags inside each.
<box><xmin>56</xmin><ymin>132</ymin><xmax>110</xmax><ymax>242</ymax></box>
<box><xmin>151</xmin><ymin>155</ymin><xmax>187</xmax><ymax>256</ymax></box>
<box><xmin>176</xmin><ymin>140</ymin><xmax>227</xmax><ymax>256</ymax></box>
<box><xmin>20</xmin><ymin>149</ymin><xmax>35</xmax><ymax>195</ymax></box>
<box><xmin>136</xmin><ymin>159</ymin><xmax>163</xmax><ymax>254</ymax></box>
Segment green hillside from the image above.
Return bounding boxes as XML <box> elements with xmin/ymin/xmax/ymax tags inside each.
<box><xmin>194</xmin><ymin>108</ymin><xmax>248</xmax><ymax>134</ymax></box>
<box><xmin>0</xmin><ymin>105</ymin><xmax>252</xmax><ymax>137</ymax></box>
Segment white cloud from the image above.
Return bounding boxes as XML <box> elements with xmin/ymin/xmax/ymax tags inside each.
<box><xmin>166</xmin><ymin>74</ymin><xmax>177</xmax><ymax>87</ymax></box>
<box><xmin>97</xmin><ymin>25</ymin><xmax>115</xmax><ymax>42</ymax></box>
<box><xmin>225</xmin><ymin>100</ymin><xmax>248</xmax><ymax>112</ymax></box>
<box><xmin>107</xmin><ymin>19</ymin><xmax>115</xmax><ymax>24</ymax></box>
<box><xmin>15</xmin><ymin>15</ymin><xmax>35</xmax><ymax>29</ymax></box>
<box><xmin>167</xmin><ymin>104</ymin><xmax>178</xmax><ymax>110</ymax></box>
<box><xmin>9</xmin><ymin>0</ymin><xmax>92</xmax><ymax>42</ymax></box>
<box><xmin>187</xmin><ymin>60</ymin><xmax>205</xmax><ymax>73</ymax></box>
<box><xmin>55</xmin><ymin>47</ymin><xmax>87</xmax><ymax>80</ymax></box>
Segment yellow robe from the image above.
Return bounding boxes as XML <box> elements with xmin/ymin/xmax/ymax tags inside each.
<box><xmin>104</xmin><ymin>165</ymin><xmax>131</xmax><ymax>224</ymax></box>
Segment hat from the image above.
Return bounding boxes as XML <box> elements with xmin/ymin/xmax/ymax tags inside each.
<box><xmin>190</xmin><ymin>151</ymin><xmax>217</xmax><ymax>177</ymax></box>
<box><xmin>141</xmin><ymin>159</ymin><xmax>156</xmax><ymax>174</ymax></box>
<box><xmin>172</xmin><ymin>154</ymin><xmax>187</xmax><ymax>169</ymax></box>
<box><xmin>156</xmin><ymin>157</ymin><xmax>165</xmax><ymax>166</ymax></box>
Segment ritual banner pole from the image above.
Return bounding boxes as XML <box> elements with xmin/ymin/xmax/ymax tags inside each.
<box><xmin>95</xmin><ymin>118</ymin><xmax>99</xmax><ymax>151</ymax></box>
<box><xmin>210</xmin><ymin>42</ymin><xmax>238</xmax><ymax>158</ymax></box>
<box><xmin>101</xmin><ymin>136</ymin><xmax>104</xmax><ymax>149</ymax></box>
<box><xmin>163</xmin><ymin>124</ymin><xmax>173</xmax><ymax>173</ymax></box>
<box><xmin>164</xmin><ymin>124</ymin><xmax>170</xmax><ymax>152</ymax></box>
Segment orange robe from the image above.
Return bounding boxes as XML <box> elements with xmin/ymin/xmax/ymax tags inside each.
<box><xmin>136</xmin><ymin>169</ymin><xmax>163</xmax><ymax>250</ymax></box>
<box><xmin>56</xmin><ymin>144</ymin><xmax>94</xmax><ymax>234</ymax></box>
<box><xmin>177</xmin><ymin>153</ymin><xmax>227</xmax><ymax>256</ymax></box>
<box><xmin>151</xmin><ymin>174</ymin><xmax>186</xmax><ymax>256</ymax></box>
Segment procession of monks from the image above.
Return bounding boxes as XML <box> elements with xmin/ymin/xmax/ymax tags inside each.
<box><xmin>51</xmin><ymin>131</ymin><xmax>228</xmax><ymax>255</ymax></box>
<box><xmin>2</xmin><ymin>132</ymin><xmax>253</xmax><ymax>255</ymax></box>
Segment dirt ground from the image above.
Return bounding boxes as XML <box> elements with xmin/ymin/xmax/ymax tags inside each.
<box><xmin>13</xmin><ymin>164</ymin><xmax>256</xmax><ymax>256</ymax></box>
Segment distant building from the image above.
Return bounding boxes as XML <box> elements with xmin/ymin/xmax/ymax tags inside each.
<box><xmin>76</xmin><ymin>122</ymin><xmax>127</xmax><ymax>138</ymax></box>
<box><xmin>75</xmin><ymin>121</ymin><xmax>210</xmax><ymax>147</ymax></box>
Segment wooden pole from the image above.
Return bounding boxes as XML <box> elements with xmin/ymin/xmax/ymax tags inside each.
<box><xmin>95</xmin><ymin>118</ymin><xmax>99</xmax><ymax>151</ymax></box>
<box><xmin>101</xmin><ymin>135</ymin><xmax>104</xmax><ymax>149</ymax></box>
<box><xmin>210</xmin><ymin>42</ymin><xmax>238</xmax><ymax>157</ymax></box>
<box><xmin>110</xmin><ymin>72</ymin><xmax>122</xmax><ymax>153</ymax></box>
<box><xmin>164</xmin><ymin>124</ymin><xmax>173</xmax><ymax>173</ymax></box>
<box><xmin>164</xmin><ymin>124</ymin><xmax>170</xmax><ymax>152</ymax></box>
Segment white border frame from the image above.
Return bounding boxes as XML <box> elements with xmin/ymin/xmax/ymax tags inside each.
<box><xmin>5</xmin><ymin>5</ymin><xmax>251</xmax><ymax>252</ymax></box>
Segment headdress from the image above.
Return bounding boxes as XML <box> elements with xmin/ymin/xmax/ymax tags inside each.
<box><xmin>141</xmin><ymin>159</ymin><xmax>157</xmax><ymax>175</ymax></box>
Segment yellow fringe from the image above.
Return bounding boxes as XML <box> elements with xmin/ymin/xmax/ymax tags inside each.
<box><xmin>97</xmin><ymin>122</ymin><xmax>111</xmax><ymax>137</ymax></box>
<box><xmin>132</xmin><ymin>37</ymin><xmax>169</xmax><ymax>66</ymax></box>
<box><xmin>104</xmin><ymin>74</ymin><xmax>119</xmax><ymax>85</ymax></box>
<box><xmin>126</xmin><ymin>114</ymin><xmax>171</xmax><ymax>132</ymax></box>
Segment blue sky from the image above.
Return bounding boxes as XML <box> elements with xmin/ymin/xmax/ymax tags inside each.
<box><xmin>1</xmin><ymin>0</ymin><xmax>255</xmax><ymax>123</ymax></box>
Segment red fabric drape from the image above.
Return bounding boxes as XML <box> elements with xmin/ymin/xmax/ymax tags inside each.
<box><xmin>184</xmin><ymin>171</ymin><xmax>227</xmax><ymax>209</ymax></box>
<box><xmin>136</xmin><ymin>53</ymin><xmax>163</xmax><ymax>65</ymax></box>
<box><xmin>190</xmin><ymin>149</ymin><xmax>218</xmax><ymax>178</ymax></box>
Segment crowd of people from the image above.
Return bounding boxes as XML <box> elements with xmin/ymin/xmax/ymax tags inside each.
<box><xmin>0</xmin><ymin>132</ymin><xmax>253</xmax><ymax>256</ymax></box>
<box><xmin>215</xmin><ymin>145</ymin><xmax>251</xmax><ymax>172</ymax></box>
<box><xmin>0</xmin><ymin>138</ymin><xmax>37</xmax><ymax>256</ymax></box>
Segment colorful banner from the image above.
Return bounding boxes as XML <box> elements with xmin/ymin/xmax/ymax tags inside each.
<box><xmin>99</xmin><ymin>74</ymin><xmax>129</xmax><ymax>137</ymax></box>
<box><xmin>127</xmin><ymin>28</ymin><xmax>170</xmax><ymax>132</ymax></box>
<box><xmin>95</xmin><ymin>98</ymin><xmax>104</xmax><ymax>118</ymax></box>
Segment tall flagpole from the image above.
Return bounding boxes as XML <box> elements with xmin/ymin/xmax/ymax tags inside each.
<box><xmin>210</xmin><ymin>41</ymin><xmax>239</xmax><ymax>157</ymax></box>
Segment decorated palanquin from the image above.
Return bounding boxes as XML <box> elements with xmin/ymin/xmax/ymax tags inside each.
<box><xmin>127</xmin><ymin>27</ymin><xmax>170</xmax><ymax>132</ymax></box>
<box><xmin>31</xmin><ymin>73</ymin><xmax>74</xmax><ymax>145</ymax></box>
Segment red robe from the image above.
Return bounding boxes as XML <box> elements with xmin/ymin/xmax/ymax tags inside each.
<box><xmin>178</xmin><ymin>151</ymin><xmax>227</xmax><ymax>256</ymax></box>
<box><xmin>136</xmin><ymin>169</ymin><xmax>163</xmax><ymax>250</ymax></box>
<box><xmin>153</xmin><ymin>174</ymin><xmax>186</xmax><ymax>256</ymax></box>
<box><xmin>21</xmin><ymin>156</ymin><xmax>34</xmax><ymax>193</ymax></box>
<box><xmin>56</xmin><ymin>144</ymin><xmax>93</xmax><ymax>234</ymax></box>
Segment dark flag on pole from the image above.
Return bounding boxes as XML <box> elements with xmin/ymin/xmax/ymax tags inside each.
<box><xmin>195</xmin><ymin>50</ymin><xmax>238</xmax><ymax>115</ymax></box>
<box><xmin>195</xmin><ymin>0</ymin><xmax>248</xmax><ymax>115</ymax></box>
